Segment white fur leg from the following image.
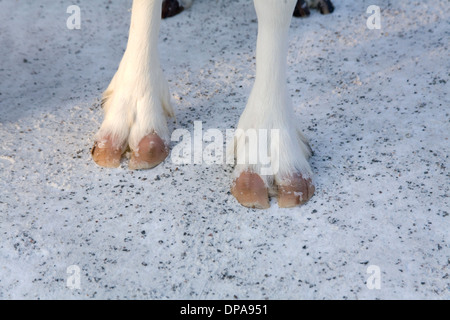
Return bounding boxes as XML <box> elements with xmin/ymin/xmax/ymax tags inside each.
<box><xmin>127</xmin><ymin>65</ymin><xmax>173</xmax><ymax>150</ymax></box>
<box><xmin>233</xmin><ymin>0</ymin><xmax>313</xmax><ymax>187</ymax></box>
<box><xmin>95</xmin><ymin>0</ymin><xmax>173</xmax><ymax>152</ymax></box>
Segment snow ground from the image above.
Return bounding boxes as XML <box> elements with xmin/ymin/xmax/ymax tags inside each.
<box><xmin>0</xmin><ymin>0</ymin><xmax>448</xmax><ymax>299</ymax></box>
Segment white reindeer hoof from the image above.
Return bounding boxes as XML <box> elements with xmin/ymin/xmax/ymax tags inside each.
<box><xmin>231</xmin><ymin>171</ymin><xmax>315</xmax><ymax>209</ymax></box>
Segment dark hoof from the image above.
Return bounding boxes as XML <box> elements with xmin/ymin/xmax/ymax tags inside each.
<box><xmin>317</xmin><ymin>0</ymin><xmax>334</xmax><ymax>15</ymax></box>
<box><xmin>162</xmin><ymin>0</ymin><xmax>184</xmax><ymax>19</ymax></box>
<box><xmin>293</xmin><ymin>0</ymin><xmax>311</xmax><ymax>18</ymax></box>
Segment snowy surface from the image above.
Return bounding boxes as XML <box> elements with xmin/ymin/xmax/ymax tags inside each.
<box><xmin>0</xmin><ymin>0</ymin><xmax>448</xmax><ymax>299</ymax></box>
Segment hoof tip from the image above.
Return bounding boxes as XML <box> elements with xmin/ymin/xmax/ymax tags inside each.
<box><xmin>231</xmin><ymin>172</ymin><xmax>270</xmax><ymax>209</ymax></box>
<box><xmin>129</xmin><ymin>133</ymin><xmax>168</xmax><ymax>170</ymax></box>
